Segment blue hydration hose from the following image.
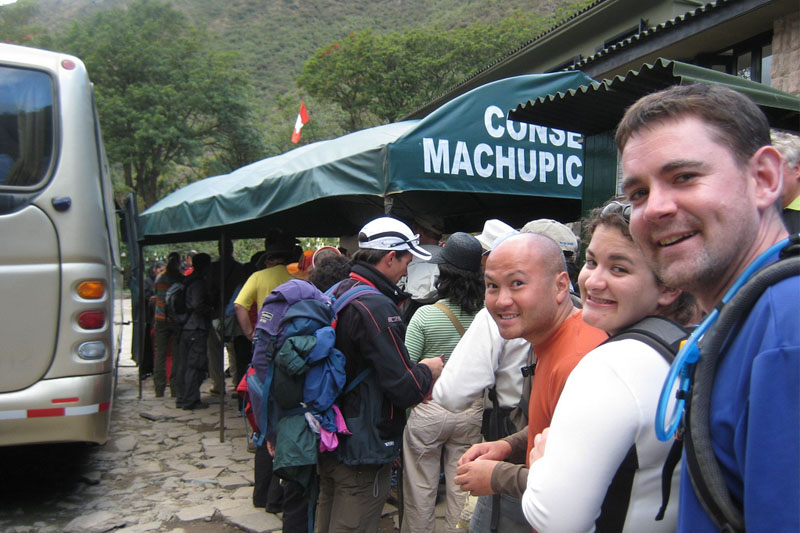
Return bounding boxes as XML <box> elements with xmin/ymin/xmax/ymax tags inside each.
<box><xmin>654</xmin><ymin>237</ymin><xmax>791</xmax><ymax>441</ymax></box>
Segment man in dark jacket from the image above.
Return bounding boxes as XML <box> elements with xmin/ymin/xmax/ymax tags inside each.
<box><xmin>314</xmin><ymin>217</ymin><xmax>444</xmax><ymax>533</ymax></box>
<box><xmin>176</xmin><ymin>253</ymin><xmax>213</xmax><ymax>410</ymax></box>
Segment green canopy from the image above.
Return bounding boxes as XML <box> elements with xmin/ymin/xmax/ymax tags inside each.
<box><xmin>508</xmin><ymin>58</ymin><xmax>800</xmax><ymax>134</ymax></box>
<box><xmin>139</xmin><ymin>71</ymin><xmax>594</xmax><ymax>244</ymax></box>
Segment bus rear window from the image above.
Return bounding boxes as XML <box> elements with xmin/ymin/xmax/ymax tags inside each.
<box><xmin>0</xmin><ymin>65</ymin><xmax>54</xmax><ymax>188</ymax></box>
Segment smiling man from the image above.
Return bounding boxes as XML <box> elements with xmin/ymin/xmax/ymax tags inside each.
<box><xmin>616</xmin><ymin>83</ymin><xmax>799</xmax><ymax>531</ymax></box>
<box><xmin>454</xmin><ymin>233</ymin><xmax>606</xmax><ymax>505</ymax></box>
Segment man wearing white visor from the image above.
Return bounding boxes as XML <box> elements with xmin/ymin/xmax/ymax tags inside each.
<box><xmin>315</xmin><ymin>217</ymin><xmax>443</xmax><ymax>533</ymax></box>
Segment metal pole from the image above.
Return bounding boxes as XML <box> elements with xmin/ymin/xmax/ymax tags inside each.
<box><xmin>218</xmin><ymin>230</ymin><xmax>227</xmax><ymax>443</ymax></box>
<box><xmin>137</xmin><ymin>243</ymin><xmax>145</xmax><ymax>400</ymax></box>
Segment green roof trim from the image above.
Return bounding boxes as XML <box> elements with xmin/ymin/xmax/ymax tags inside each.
<box><xmin>509</xmin><ymin>58</ymin><xmax>800</xmax><ymax>134</ymax></box>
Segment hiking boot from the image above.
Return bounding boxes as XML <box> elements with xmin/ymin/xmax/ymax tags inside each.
<box><xmin>182</xmin><ymin>401</ymin><xmax>209</xmax><ymax>410</ymax></box>
<box><xmin>247</xmin><ymin>434</ymin><xmax>257</xmax><ymax>453</ymax></box>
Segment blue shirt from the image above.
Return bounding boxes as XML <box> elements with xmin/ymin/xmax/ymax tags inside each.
<box><xmin>677</xmin><ymin>262</ymin><xmax>800</xmax><ymax>531</ymax></box>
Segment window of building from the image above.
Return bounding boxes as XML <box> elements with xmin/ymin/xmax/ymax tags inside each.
<box><xmin>694</xmin><ymin>31</ymin><xmax>773</xmax><ymax>86</ymax></box>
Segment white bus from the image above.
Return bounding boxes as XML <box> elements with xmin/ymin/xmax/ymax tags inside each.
<box><xmin>0</xmin><ymin>44</ymin><xmax>123</xmax><ymax>445</ymax></box>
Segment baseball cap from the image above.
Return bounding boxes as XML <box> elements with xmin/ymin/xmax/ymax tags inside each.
<box><xmin>358</xmin><ymin>217</ymin><xmax>432</xmax><ymax>260</ymax></box>
<box><xmin>521</xmin><ymin>219</ymin><xmax>578</xmax><ymax>255</ymax></box>
<box><xmin>429</xmin><ymin>232</ymin><xmax>483</xmax><ymax>273</ymax></box>
<box><xmin>475</xmin><ymin>219</ymin><xmax>517</xmax><ymax>251</ymax></box>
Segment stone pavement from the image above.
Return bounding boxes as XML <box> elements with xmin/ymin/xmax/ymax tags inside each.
<box><xmin>91</xmin><ymin>298</ymin><xmax>410</xmax><ymax>532</ymax></box>
<box><xmin>18</xmin><ymin>298</ymin><xmax>453</xmax><ymax>533</ymax></box>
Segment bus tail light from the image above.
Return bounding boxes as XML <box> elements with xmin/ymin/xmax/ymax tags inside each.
<box><xmin>78</xmin><ymin>311</ymin><xmax>105</xmax><ymax>330</ymax></box>
<box><xmin>77</xmin><ymin>281</ymin><xmax>105</xmax><ymax>299</ymax></box>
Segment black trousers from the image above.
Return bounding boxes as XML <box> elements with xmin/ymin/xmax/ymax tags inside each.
<box><xmin>254</xmin><ymin>444</ymin><xmax>309</xmax><ymax>533</ymax></box>
<box><xmin>178</xmin><ymin>328</ymin><xmax>208</xmax><ymax>406</ymax></box>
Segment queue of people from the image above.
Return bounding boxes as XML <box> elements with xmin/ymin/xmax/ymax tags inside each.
<box><xmin>137</xmin><ymin>84</ymin><xmax>799</xmax><ymax>533</ymax></box>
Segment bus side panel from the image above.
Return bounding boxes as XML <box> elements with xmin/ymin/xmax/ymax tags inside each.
<box><xmin>0</xmin><ymin>206</ymin><xmax>60</xmax><ymax>392</ymax></box>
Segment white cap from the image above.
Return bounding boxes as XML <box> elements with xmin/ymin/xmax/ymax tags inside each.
<box><xmin>521</xmin><ymin>219</ymin><xmax>578</xmax><ymax>254</ymax></box>
<box><xmin>475</xmin><ymin>219</ymin><xmax>517</xmax><ymax>251</ymax></box>
<box><xmin>358</xmin><ymin>217</ymin><xmax>432</xmax><ymax>260</ymax></box>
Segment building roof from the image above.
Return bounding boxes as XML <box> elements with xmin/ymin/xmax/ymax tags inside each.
<box><xmin>404</xmin><ymin>0</ymin><xmax>796</xmax><ymax>119</ymax></box>
<box><xmin>508</xmin><ymin>58</ymin><xmax>800</xmax><ymax>135</ymax></box>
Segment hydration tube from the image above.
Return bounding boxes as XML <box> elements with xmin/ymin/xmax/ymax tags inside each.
<box><xmin>654</xmin><ymin>237</ymin><xmax>792</xmax><ymax>441</ymax></box>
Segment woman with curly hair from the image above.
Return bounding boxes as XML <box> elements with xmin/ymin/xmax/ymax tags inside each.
<box><xmin>522</xmin><ymin>201</ymin><xmax>700</xmax><ymax>532</ymax></box>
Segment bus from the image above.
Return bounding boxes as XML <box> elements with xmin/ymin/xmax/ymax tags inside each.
<box><xmin>0</xmin><ymin>44</ymin><xmax>124</xmax><ymax>446</ymax></box>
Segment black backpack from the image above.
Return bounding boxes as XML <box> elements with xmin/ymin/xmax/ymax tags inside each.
<box><xmin>165</xmin><ymin>277</ymin><xmax>197</xmax><ymax>325</ymax></box>
<box><xmin>682</xmin><ymin>236</ymin><xmax>800</xmax><ymax>532</ymax></box>
<box><xmin>595</xmin><ymin>316</ymin><xmax>691</xmax><ymax>533</ymax></box>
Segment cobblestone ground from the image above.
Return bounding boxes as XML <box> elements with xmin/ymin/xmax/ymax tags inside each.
<box><xmin>0</xmin><ymin>299</ymin><xmax>444</xmax><ymax>532</ymax></box>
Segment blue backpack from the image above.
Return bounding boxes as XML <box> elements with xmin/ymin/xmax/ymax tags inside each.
<box><xmin>244</xmin><ymin>278</ymin><xmax>379</xmax><ymax>487</ymax></box>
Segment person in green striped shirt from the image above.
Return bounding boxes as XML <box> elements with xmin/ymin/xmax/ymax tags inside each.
<box><xmin>401</xmin><ymin>232</ymin><xmax>485</xmax><ymax>533</ymax></box>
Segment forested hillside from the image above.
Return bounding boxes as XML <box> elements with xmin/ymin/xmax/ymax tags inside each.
<box><xmin>3</xmin><ymin>0</ymin><xmax>593</xmax><ymax>206</ymax></box>
<box><xmin>34</xmin><ymin>0</ymin><xmax>561</xmax><ymax>100</ymax></box>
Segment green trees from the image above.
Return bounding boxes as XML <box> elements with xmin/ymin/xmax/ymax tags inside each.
<box><xmin>297</xmin><ymin>4</ymin><xmax>592</xmax><ymax>132</ymax></box>
<box><xmin>57</xmin><ymin>0</ymin><xmax>264</xmax><ymax>207</ymax></box>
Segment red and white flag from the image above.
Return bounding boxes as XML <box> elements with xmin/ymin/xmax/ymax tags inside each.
<box><xmin>291</xmin><ymin>100</ymin><xmax>310</xmax><ymax>143</ymax></box>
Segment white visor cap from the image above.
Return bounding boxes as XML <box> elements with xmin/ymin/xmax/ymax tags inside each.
<box><xmin>358</xmin><ymin>216</ymin><xmax>432</xmax><ymax>260</ymax></box>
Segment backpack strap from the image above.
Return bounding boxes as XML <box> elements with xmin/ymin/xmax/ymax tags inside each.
<box><xmin>325</xmin><ymin>281</ymin><xmax>381</xmax><ymax>329</ymax></box>
<box><xmin>596</xmin><ymin>446</ymin><xmax>639</xmax><ymax>532</ymax></box>
<box><xmin>331</xmin><ymin>283</ymin><xmax>381</xmax><ymax>315</ymax></box>
<box><xmin>604</xmin><ymin>316</ymin><xmax>691</xmax><ymax>364</ymax></box>
<box><xmin>599</xmin><ymin>316</ymin><xmax>691</xmax><ymax>526</ymax></box>
<box><xmin>433</xmin><ymin>301</ymin><xmax>465</xmax><ymax>337</ymax></box>
<box><xmin>343</xmin><ymin>367</ymin><xmax>373</xmax><ymax>395</ymax></box>
<box><xmin>655</xmin><ymin>438</ymin><xmax>683</xmax><ymax>521</ymax></box>
<box><xmin>684</xmin><ymin>248</ymin><xmax>800</xmax><ymax>533</ymax></box>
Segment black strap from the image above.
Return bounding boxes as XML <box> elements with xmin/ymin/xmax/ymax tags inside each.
<box><xmin>596</xmin><ymin>446</ymin><xmax>639</xmax><ymax>532</ymax></box>
<box><xmin>603</xmin><ymin>316</ymin><xmax>690</xmax><ymax>364</ymax></box>
<box><xmin>655</xmin><ymin>437</ymin><xmax>683</xmax><ymax>520</ymax></box>
<box><xmin>684</xmin><ymin>250</ymin><xmax>800</xmax><ymax>532</ymax></box>
<box><xmin>598</xmin><ymin>316</ymin><xmax>690</xmax><ymax>528</ymax></box>
<box><xmin>487</xmin><ymin>386</ymin><xmax>502</xmax><ymax>533</ymax></box>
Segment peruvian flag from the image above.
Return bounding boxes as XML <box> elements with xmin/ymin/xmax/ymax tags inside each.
<box><xmin>291</xmin><ymin>100</ymin><xmax>310</xmax><ymax>143</ymax></box>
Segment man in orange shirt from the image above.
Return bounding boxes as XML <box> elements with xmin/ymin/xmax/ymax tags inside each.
<box><xmin>455</xmin><ymin>233</ymin><xmax>607</xmax><ymax>511</ymax></box>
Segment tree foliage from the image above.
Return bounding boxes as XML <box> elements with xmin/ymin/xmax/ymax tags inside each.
<box><xmin>0</xmin><ymin>0</ymin><xmax>50</xmax><ymax>46</ymax></box>
<box><xmin>56</xmin><ymin>0</ymin><xmax>264</xmax><ymax>207</ymax></box>
<box><xmin>298</xmin><ymin>3</ymin><xmax>592</xmax><ymax>132</ymax></box>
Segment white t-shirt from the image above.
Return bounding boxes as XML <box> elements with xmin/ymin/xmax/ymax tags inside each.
<box><xmin>402</xmin><ymin>244</ymin><xmax>441</xmax><ymax>301</ymax></box>
<box><xmin>523</xmin><ymin>338</ymin><xmax>680</xmax><ymax>532</ymax></box>
<box><xmin>433</xmin><ymin>307</ymin><xmax>530</xmax><ymax>412</ymax></box>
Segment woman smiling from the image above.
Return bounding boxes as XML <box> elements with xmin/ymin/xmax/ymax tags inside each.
<box><xmin>521</xmin><ymin>201</ymin><xmax>699</xmax><ymax>532</ymax></box>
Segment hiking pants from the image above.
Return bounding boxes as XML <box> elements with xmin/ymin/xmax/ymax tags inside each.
<box><xmin>206</xmin><ymin>327</ymin><xmax>224</xmax><ymax>392</ymax></box>
<box><xmin>178</xmin><ymin>328</ymin><xmax>208</xmax><ymax>407</ymax></box>
<box><xmin>254</xmin><ymin>444</ymin><xmax>287</xmax><ymax>509</ymax></box>
<box><xmin>153</xmin><ymin>319</ymin><xmax>180</xmax><ymax>395</ymax></box>
<box><xmin>314</xmin><ymin>453</ymin><xmax>392</xmax><ymax>533</ymax></box>
<box><xmin>401</xmin><ymin>400</ymin><xmax>482</xmax><ymax>533</ymax></box>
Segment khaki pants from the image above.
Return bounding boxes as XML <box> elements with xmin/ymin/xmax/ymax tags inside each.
<box><xmin>314</xmin><ymin>453</ymin><xmax>392</xmax><ymax>533</ymax></box>
<box><xmin>401</xmin><ymin>400</ymin><xmax>483</xmax><ymax>533</ymax></box>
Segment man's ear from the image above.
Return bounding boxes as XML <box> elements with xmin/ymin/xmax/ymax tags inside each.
<box><xmin>554</xmin><ymin>271</ymin><xmax>571</xmax><ymax>304</ymax></box>
<box><xmin>657</xmin><ymin>286</ymin><xmax>681</xmax><ymax>308</ymax></box>
<box><xmin>749</xmin><ymin>146</ymin><xmax>783</xmax><ymax>211</ymax></box>
<box><xmin>382</xmin><ymin>250</ymin><xmax>396</xmax><ymax>267</ymax></box>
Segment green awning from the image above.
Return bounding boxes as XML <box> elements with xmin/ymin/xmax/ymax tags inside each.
<box><xmin>140</xmin><ymin>122</ymin><xmax>415</xmax><ymax>243</ymax></box>
<box><xmin>508</xmin><ymin>58</ymin><xmax>800</xmax><ymax>134</ymax></box>
<box><xmin>139</xmin><ymin>71</ymin><xmax>595</xmax><ymax>244</ymax></box>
